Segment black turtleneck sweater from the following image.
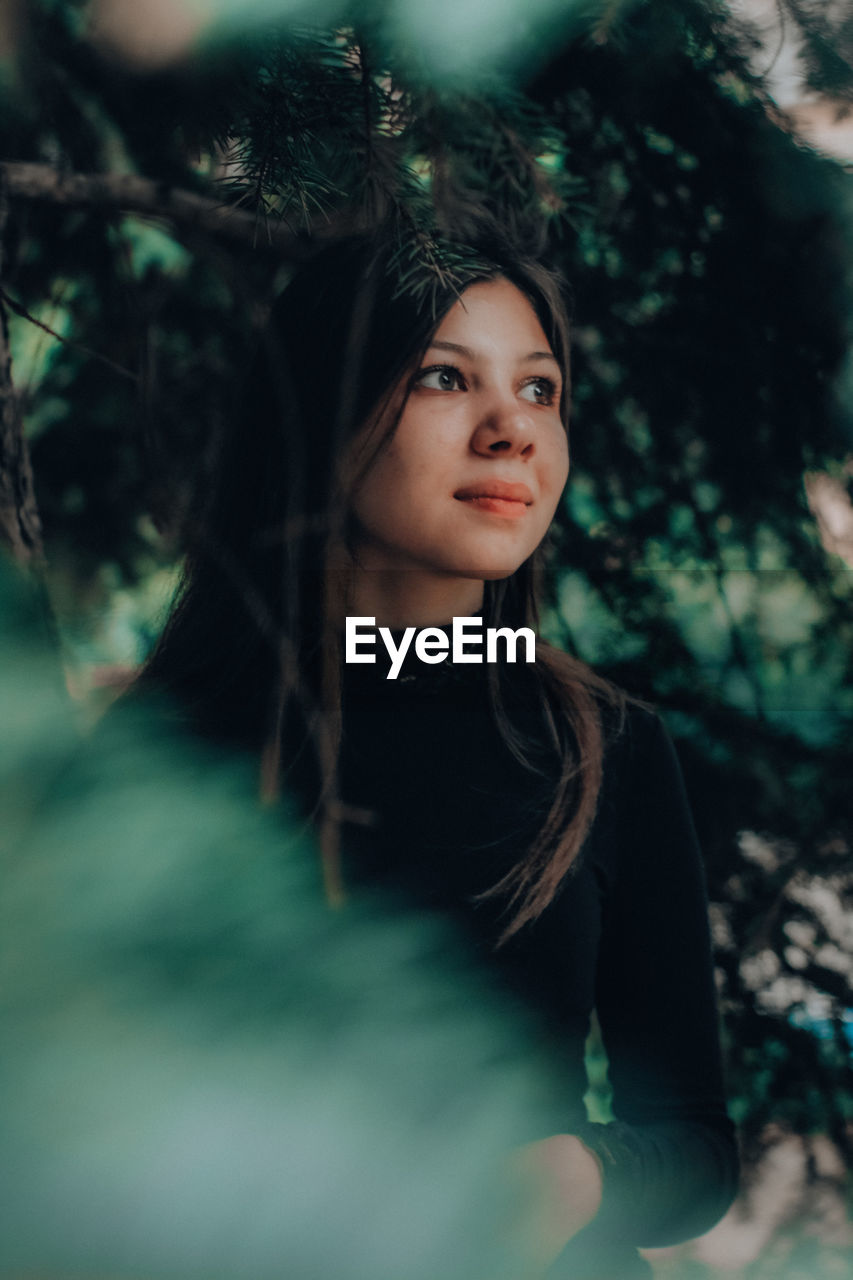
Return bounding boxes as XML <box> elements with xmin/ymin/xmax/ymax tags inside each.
<box><xmin>338</xmin><ymin>638</ymin><xmax>739</xmax><ymax>1278</ymax></box>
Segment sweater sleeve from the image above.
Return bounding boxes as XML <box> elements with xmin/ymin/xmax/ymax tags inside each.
<box><xmin>573</xmin><ymin>708</ymin><xmax>739</xmax><ymax>1251</ymax></box>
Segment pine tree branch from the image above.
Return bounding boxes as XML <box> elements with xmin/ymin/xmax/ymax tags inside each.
<box><xmin>0</xmin><ymin>162</ymin><xmax>314</xmax><ymax>254</ymax></box>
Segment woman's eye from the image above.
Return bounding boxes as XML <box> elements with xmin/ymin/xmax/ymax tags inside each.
<box><xmin>416</xmin><ymin>366</ymin><xmax>464</xmax><ymax>392</ymax></box>
<box><xmin>519</xmin><ymin>377</ymin><xmax>557</xmax><ymax>405</ymax></box>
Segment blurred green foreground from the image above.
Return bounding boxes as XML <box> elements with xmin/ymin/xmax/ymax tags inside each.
<box><xmin>0</xmin><ymin>563</ymin><xmax>574</xmax><ymax>1279</ymax></box>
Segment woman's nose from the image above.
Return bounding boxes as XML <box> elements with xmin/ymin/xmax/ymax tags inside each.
<box><xmin>469</xmin><ymin>394</ymin><xmax>535</xmax><ymax>458</ymax></box>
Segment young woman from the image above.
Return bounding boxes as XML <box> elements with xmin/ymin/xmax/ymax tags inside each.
<box><xmin>141</xmin><ymin>231</ymin><xmax>739</xmax><ymax>1277</ymax></box>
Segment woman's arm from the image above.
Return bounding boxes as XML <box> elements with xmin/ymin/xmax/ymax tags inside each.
<box><xmin>508</xmin><ymin>1133</ymin><xmax>604</xmax><ymax>1269</ymax></box>
<box><xmin>574</xmin><ymin>706</ymin><xmax>739</xmax><ymax>1248</ymax></box>
<box><xmin>502</xmin><ymin>706</ymin><xmax>738</xmax><ymax>1273</ymax></box>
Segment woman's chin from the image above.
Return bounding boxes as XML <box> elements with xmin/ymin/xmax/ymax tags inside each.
<box><xmin>449</xmin><ymin>563</ymin><xmax>524</xmax><ymax>583</ymax></box>
<box><xmin>477</xmin><ymin>566</ymin><xmax>523</xmax><ymax>582</ymax></box>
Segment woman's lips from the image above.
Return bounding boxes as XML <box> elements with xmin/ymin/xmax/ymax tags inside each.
<box><xmin>457</xmin><ymin>495</ymin><xmax>528</xmax><ymax>518</ymax></box>
<box><xmin>454</xmin><ymin>480</ymin><xmax>534</xmax><ymax>518</ymax></box>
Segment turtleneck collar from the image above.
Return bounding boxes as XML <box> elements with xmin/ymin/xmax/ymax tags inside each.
<box><xmin>340</xmin><ymin>612</ymin><xmax>490</xmax><ymax>693</ymax></box>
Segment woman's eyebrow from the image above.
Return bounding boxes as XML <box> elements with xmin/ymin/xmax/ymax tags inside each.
<box><xmin>427</xmin><ymin>340</ymin><xmax>476</xmax><ymax>358</ymax></box>
<box><xmin>522</xmin><ymin>351</ymin><xmax>561</xmax><ymax>368</ymax></box>
<box><xmin>427</xmin><ymin>339</ymin><xmax>561</xmax><ymax>368</ymax></box>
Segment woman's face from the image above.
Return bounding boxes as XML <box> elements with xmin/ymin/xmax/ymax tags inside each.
<box><xmin>348</xmin><ymin>277</ymin><xmax>570</xmax><ymax>583</ymax></box>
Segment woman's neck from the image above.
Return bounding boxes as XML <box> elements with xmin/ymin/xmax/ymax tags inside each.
<box><xmin>330</xmin><ymin>562</ymin><xmax>485</xmax><ymax>630</ymax></box>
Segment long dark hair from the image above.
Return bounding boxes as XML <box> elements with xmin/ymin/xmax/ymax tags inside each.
<box><xmin>140</xmin><ymin>228</ymin><xmax>624</xmax><ymax>942</ymax></box>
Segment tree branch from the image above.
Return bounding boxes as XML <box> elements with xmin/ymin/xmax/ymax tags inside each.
<box><xmin>0</xmin><ymin>286</ymin><xmax>138</xmax><ymax>383</ymax></box>
<box><xmin>0</xmin><ymin>161</ymin><xmax>314</xmax><ymax>255</ymax></box>
<box><xmin>0</xmin><ymin>173</ymin><xmax>44</xmax><ymax>566</ymax></box>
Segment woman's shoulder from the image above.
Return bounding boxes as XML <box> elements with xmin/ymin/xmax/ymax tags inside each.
<box><xmin>582</xmin><ymin>692</ymin><xmax>709</xmax><ymax>891</ymax></box>
<box><xmin>595</xmin><ymin>692</ymin><xmax>690</xmax><ymax>805</ymax></box>
<box><xmin>603</xmin><ymin>694</ymin><xmax>667</xmax><ymax>755</ymax></box>
<box><xmin>534</xmin><ymin>641</ymin><xmax>664</xmax><ymax>755</ymax></box>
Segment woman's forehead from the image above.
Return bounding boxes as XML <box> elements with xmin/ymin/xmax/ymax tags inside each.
<box><xmin>429</xmin><ymin>277</ymin><xmax>557</xmax><ymax>363</ymax></box>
